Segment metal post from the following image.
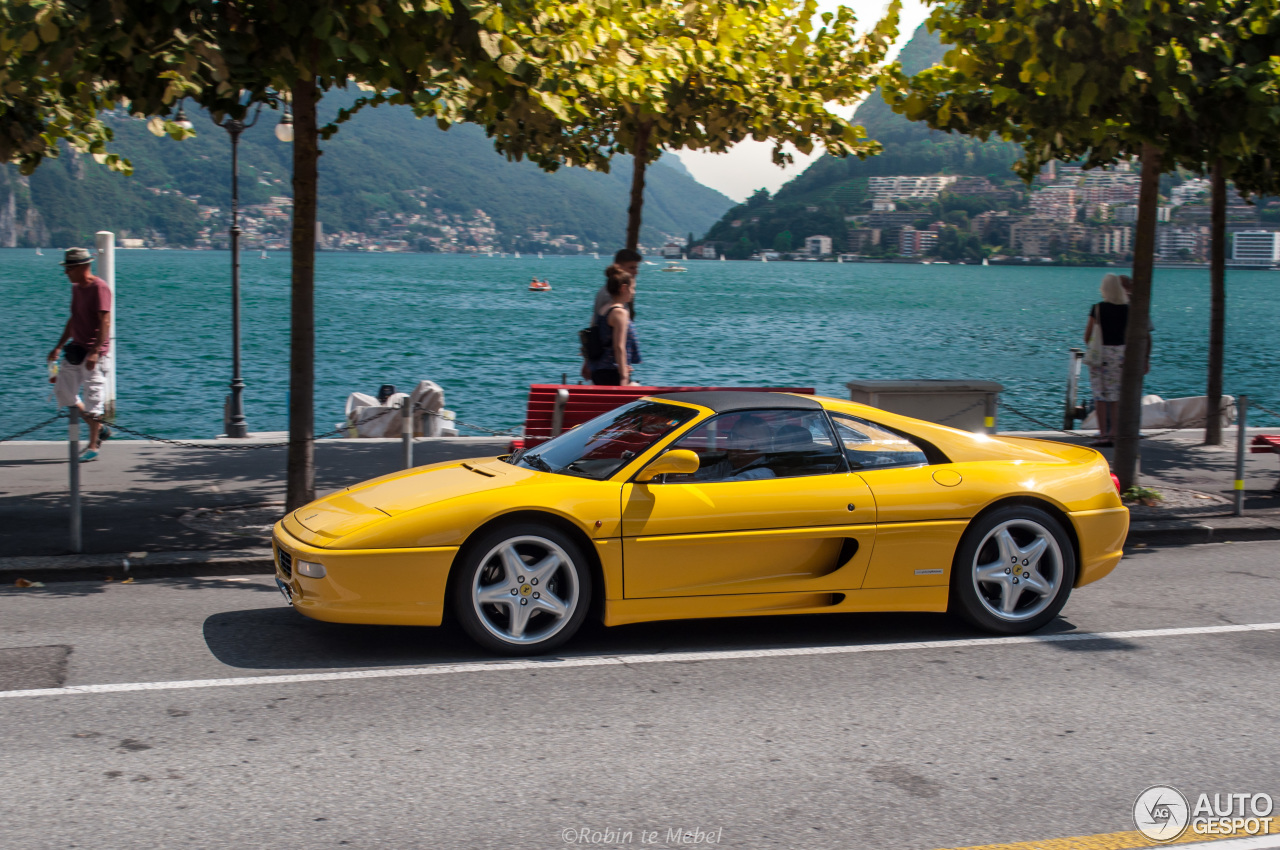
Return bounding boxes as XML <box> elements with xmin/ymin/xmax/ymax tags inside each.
<box><xmin>1064</xmin><ymin>348</ymin><xmax>1083</xmax><ymax>430</ymax></box>
<box><xmin>550</xmin><ymin>388</ymin><xmax>569</xmax><ymax>437</ymax></box>
<box><xmin>983</xmin><ymin>393</ymin><xmax>997</xmax><ymax>435</ymax></box>
<box><xmin>94</xmin><ymin>231</ymin><xmax>116</xmax><ymax>420</ymax></box>
<box><xmin>402</xmin><ymin>400</ymin><xmax>413</xmax><ymax>470</ymax></box>
<box><xmin>68</xmin><ymin>406</ymin><xmax>81</xmax><ymax>553</ymax></box>
<box><xmin>1234</xmin><ymin>395</ymin><xmax>1248</xmax><ymax>517</ymax></box>
<box><xmin>224</xmin><ymin>119</ymin><xmax>250</xmax><ymax>437</ymax></box>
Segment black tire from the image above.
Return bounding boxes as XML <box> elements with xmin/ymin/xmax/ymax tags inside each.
<box><xmin>452</xmin><ymin>522</ymin><xmax>592</xmax><ymax>655</ymax></box>
<box><xmin>949</xmin><ymin>504</ymin><xmax>1077</xmax><ymax>634</ymax></box>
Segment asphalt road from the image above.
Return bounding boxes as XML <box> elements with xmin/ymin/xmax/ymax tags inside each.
<box><xmin>2</xmin><ymin>541</ymin><xmax>1279</xmax><ymax>850</ymax></box>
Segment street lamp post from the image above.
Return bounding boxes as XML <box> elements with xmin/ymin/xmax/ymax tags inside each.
<box><xmin>214</xmin><ymin>107</ymin><xmax>266</xmax><ymax>438</ymax></box>
<box><xmin>222</xmin><ymin>114</ymin><xmax>252</xmax><ymax>437</ymax></box>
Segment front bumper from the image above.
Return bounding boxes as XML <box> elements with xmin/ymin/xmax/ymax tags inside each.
<box><xmin>272</xmin><ymin>521</ymin><xmax>460</xmax><ymax>626</ymax></box>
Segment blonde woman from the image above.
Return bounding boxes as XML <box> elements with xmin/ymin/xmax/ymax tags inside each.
<box><xmin>1084</xmin><ymin>273</ymin><xmax>1129</xmax><ymax>447</ymax></box>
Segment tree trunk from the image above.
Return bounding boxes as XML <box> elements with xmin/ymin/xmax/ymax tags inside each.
<box><xmin>1205</xmin><ymin>160</ymin><xmax>1226</xmax><ymax>445</ymax></box>
<box><xmin>625</xmin><ymin>120</ymin><xmax>652</xmax><ymax>252</ymax></box>
<box><xmin>1113</xmin><ymin>143</ymin><xmax>1162</xmax><ymax>490</ymax></box>
<box><xmin>286</xmin><ymin>77</ymin><xmax>318</xmax><ymax>510</ymax></box>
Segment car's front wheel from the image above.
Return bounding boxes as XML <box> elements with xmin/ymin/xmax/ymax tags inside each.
<box><xmin>950</xmin><ymin>505</ymin><xmax>1077</xmax><ymax>634</ymax></box>
<box><xmin>453</xmin><ymin>523</ymin><xmax>592</xmax><ymax>655</ymax></box>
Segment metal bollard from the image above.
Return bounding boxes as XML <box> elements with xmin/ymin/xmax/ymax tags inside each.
<box><xmin>1064</xmin><ymin>348</ymin><xmax>1084</xmax><ymax>430</ymax></box>
<box><xmin>68</xmin><ymin>406</ymin><xmax>81</xmax><ymax>553</ymax></box>
<box><xmin>402</xmin><ymin>400</ymin><xmax>414</xmax><ymax>470</ymax></box>
<box><xmin>550</xmin><ymin>388</ymin><xmax>569</xmax><ymax>438</ymax></box>
<box><xmin>1234</xmin><ymin>395</ymin><xmax>1248</xmax><ymax>517</ymax></box>
<box><xmin>983</xmin><ymin>394</ymin><xmax>997</xmax><ymax>435</ymax></box>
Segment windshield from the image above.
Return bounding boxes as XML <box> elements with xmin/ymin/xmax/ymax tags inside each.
<box><xmin>507</xmin><ymin>401</ymin><xmax>697</xmax><ymax>480</ymax></box>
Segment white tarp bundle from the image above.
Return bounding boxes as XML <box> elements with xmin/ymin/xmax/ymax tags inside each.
<box><xmin>1081</xmin><ymin>394</ymin><xmax>1235</xmax><ymax>430</ymax></box>
<box><xmin>343</xmin><ymin>381</ymin><xmax>455</xmax><ymax>437</ymax></box>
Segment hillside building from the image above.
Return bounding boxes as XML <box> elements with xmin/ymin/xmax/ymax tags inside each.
<box><xmin>1171</xmin><ymin>179</ymin><xmax>1211</xmax><ymax>206</ymax></box>
<box><xmin>846</xmin><ymin>228</ymin><xmax>881</xmax><ymax>253</ymax></box>
<box><xmin>1089</xmin><ymin>226</ymin><xmax>1133</xmax><ymax>257</ymax></box>
<box><xmin>867</xmin><ymin>175</ymin><xmax>957</xmax><ymax>205</ymax></box>
<box><xmin>805</xmin><ymin>235</ymin><xmax>833</xmax><ymax>256</ymax></box>
<box><xmin>899</xmin><ymin>226</ymin><xmax>938</xmax><ymax>257</ymax></box>
<box><xmin>1029</xmin><ymin>186</ymin><xmax>1079</xmax><ymax>222</ymax></box>
<box><xmin>1155</xmin><ymin>225</ymin><xmax>1209</xmax><ymax>261</ymax></box>
<box><xmin>1113</xmin><ymin>205</ymin><xmax>1172</xmax><ymax>224</ymax></box>
<box><xmin>662</xmin><ymin>242</ymin><xmax>684</xmax><ymax>258</ymax></box>
<box><xmin>1232</xmin><ymin>230</ymin><xmax>1280</xmax><ymax>266</ymax></box>
<box><xmin>1008</xmin><ymin>217</ymin><xmax>1086</xmax><ymax>257</ymax></box>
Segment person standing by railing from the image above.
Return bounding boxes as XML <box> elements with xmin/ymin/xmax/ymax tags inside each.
<box><xmin>580</xmin><ymin>248</ymin><xmax>641</xmax><ymax>382</ymax></box>
<box><xmin>1084</xmin><ymin>272</ymin><xmax>1129</xmax><ymax>447</ymax></box>
<box><xmin>589</xmin><ymin>265</ymin><xmax>642</xmax><ymax>386</ymax></box>
<box><xmin>47</xmin><ymin>248</ymin><xmax>111</xmax><ymax>462</ymax></box>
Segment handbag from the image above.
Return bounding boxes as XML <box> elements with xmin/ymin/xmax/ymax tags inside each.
<box><xmin>1083</xmin><ymin>306</ymin><xmax>1103</xmax><ymax>368</ymax></box>
<box><xmin>62</xmin><ymin>341</ymin><xmax>88</xmax><ymax>366</ymax></box>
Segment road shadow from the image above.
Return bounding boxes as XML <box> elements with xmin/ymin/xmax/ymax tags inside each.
<box><xmin>0</xmin><ymin>576</ymin><xmax>282</xmax><ymax>599</ymax></box>
<box><xmin>202</xmin><ymin>606</ymin><xmax>1092</xmax><ymax>671</ymax></box>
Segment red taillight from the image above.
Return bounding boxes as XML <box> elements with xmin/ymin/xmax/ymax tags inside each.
<box><xmin>1110</xmin><ymin>473</ymin><xmax>1121</xmax><ymax>492</ymax></box>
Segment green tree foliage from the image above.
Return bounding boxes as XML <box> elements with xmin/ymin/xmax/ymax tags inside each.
<box><xmin>883</xmin><ymin>0</ymin><xmax>1280</xmax><ymax>488</ymax></box>
<box><xmin>1</xmin><ymin>0</ymin><xmax>589</xmax><ymax>509</ymax></box>
<box><xmin>445</xmin><ymin>0</ymin><xmax>901</xmax><ymax>251</ymax></box>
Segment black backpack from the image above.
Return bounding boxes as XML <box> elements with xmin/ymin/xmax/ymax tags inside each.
<box><xmin>579</xmin><ymin>305</ymin><xmax>622</xmax><ymax>360</ymax></box>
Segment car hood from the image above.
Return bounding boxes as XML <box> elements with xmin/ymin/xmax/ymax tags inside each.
<box><xmin>289</xmin><ymin>459</ymin><xmax>529</xmax><ymax>543</ymax></box>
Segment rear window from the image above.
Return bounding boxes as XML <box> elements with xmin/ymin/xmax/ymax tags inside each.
<box><xmin>829</xmin><ymin>413</ymin><xmax>931</xmax><ymax>470</ymax></box>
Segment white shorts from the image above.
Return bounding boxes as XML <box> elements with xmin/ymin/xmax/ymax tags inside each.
<box><xmin>54</xmin><ymin>357</ymin><xmax>110</xmax><ymax>416</ymax></box>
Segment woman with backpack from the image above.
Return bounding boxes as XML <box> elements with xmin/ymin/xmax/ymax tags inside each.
<box><xmin>589</xmin><ymin>264</ymin><xmax>642</xmax><ymax>386</ymax></box>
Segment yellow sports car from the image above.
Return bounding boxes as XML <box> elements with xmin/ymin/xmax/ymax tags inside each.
<box><xmin>272</xmin><ymin>392</ymin><xmax>1128</xmax><ymax>655</ymax></box>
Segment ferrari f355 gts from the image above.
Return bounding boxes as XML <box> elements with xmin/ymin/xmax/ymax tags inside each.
<box><xmin>273</xmin><ymin>392</ymin><xmax>1128</xmax><ymax>654</ymax></box>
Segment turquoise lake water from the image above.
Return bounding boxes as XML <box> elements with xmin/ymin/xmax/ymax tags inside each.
<box><xmin>3</xmin><ymin>249</ymin><xmax>1279</xmax><ymax>439</ymax></box>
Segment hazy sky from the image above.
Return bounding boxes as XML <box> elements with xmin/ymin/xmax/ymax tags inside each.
<box><xmin>675</xmin><ymin>0</ymin><xmax>930</xmax><ymax>202</ymax></box>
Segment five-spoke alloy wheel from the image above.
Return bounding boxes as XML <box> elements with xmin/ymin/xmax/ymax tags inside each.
<box><xmin>454</xmin><ymin>523</ymin><xmax>592</xmax><ymax>655</ymax></box>
<box><xmin>950</xmin><ymin>505</ymin><xmax>1077</xmax><ymax>634</ymax></box>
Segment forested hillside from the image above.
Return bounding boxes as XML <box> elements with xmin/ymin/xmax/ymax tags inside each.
<box><xmin>699</xmin><ymin>24</ymin><xmax>1026</xmax><ymax>255</ymax></box>
<box><xmin>0</xmin><ymin>93</ymin><xmax>731</xmax><ymax>251</ymax></box>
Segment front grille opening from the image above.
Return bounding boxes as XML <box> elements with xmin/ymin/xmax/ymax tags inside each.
<box><xmin>277</xmin><ymin>549</ymin><xmax>293</xmax><ymax>578</ymax></box>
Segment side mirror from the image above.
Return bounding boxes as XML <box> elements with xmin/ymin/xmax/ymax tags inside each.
<box><xmin>636</xmin><ymin>449</ymin><xmax>700</xmax><ymax>482</ymax></box>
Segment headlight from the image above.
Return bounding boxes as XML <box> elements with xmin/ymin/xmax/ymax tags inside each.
<box><xmin>296</xmin><ymin>560</ymin><xmax>326</xmax><ymax>578</ymax></box>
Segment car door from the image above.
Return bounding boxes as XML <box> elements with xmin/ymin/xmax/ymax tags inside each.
<box><xmin>829</xmin><ymin>413</ymin><xmax>987</xmax><ymax>589</ymax></box>
<box><xmin>622</xmin><ymin>408</ymin><xmax>877</xmax><ymax>598</ymax></box>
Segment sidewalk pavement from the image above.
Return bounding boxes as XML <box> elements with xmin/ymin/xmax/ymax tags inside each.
<box><xmin>1</xmin><ymin>429</ymin><xmax>1278</xmax><ymax>581</ymax></box>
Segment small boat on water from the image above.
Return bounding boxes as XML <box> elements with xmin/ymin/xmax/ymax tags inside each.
<box><xmin>660</xmin><ymin>261</ymin><xmax>687</xmax><ymax>273</ymax></box>
<box><xmin>260</xmin><ymin>249</ymin><xmax>268</xmax><ymax>259</ymax></box>
<box><xmin>514</xmin><ymin>251</ymin><xmax>521</xmax><ymax>258</ymax></box>
<box><xmin>35</xmin><ymin>247</ymin><xmax>43</xmax><ymax>256</ymax></box>
<box><xmin>529</xmin><ymin>278</ymin><xmax>552</xmax><ymax>292</ymax></box>
<box><xmin>719</xmin><ymin>254</ymin><xmax>725</xmax><ymax>261</ymax></box>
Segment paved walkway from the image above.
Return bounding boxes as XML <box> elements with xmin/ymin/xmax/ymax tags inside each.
<box><xmin>1</xmin><ymin>429</ymin><xmax>1277</xmax><ymax>576</ymax></box>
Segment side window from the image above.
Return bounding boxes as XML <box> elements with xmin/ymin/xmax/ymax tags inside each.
<box><xmin>829</xmin><ymin>413</ymin><xmax>931</xmax><ymax>470</ymax></box>
<box><xmin>663</xmin><ymin>409</ymin><xmax>846</xmax><ymax>483</ymax></box>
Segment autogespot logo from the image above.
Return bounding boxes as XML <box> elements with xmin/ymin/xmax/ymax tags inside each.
<box><xmin>1134</xmin><ymin>785</ymin><xmax>1191</xmax><ymax>842</ymax></box>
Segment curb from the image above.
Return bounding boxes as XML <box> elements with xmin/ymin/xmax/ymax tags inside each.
<box><xmin>0</xmin><ymin>549</ymin><xmax>273</xmax><ymax>583</ymax></box>
<box><xmin>1126</xmin><ymin>518</ymin><xmax>1280</xmax><ymax>546</ymax></box>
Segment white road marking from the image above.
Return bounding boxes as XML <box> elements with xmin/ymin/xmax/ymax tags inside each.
<box><xmin>1</xmin><ymin>621</ymin><xmax>1278</xmax><ymax>700</ymax></box>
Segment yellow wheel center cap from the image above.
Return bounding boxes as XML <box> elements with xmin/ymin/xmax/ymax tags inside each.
<box><xmin>521</xmin><ymin>585</ymin><xmax>532</xmax><ymax>596</ymax></box>
<box><xmin>1014</xmin><ymin>565</ymin><xmax>1023</xmax><ymax>575</ymax></box>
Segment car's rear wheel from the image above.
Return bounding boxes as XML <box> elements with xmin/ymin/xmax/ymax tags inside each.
<box><xmin>950</xmin><ymin>504</ymin><xmax>1076</xmax><ymax>634</ymax></box>
<box><xmin>453</xmin><ymin>523</ymin><xmax>591</xmax><ymax>655</ymax></box>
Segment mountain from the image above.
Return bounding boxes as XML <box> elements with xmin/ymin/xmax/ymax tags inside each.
<box><xmin>698</xmin><ymin>24</ymin><xmax>1026</xmax><ymax>255</ymax></box>
<box><xmin>0</xmin><ymin>93</ymin><xmax>732</xmax><ymax>252</ymax></box>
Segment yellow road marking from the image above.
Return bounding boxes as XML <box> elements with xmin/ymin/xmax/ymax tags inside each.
<box><xmin>938</xmin><ymin>817</ymin><xmax>1280</xmax><ymax>850</ymax></box>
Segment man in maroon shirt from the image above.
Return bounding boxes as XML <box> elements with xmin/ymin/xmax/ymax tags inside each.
<box><xmin>47</xmin><ymin>247</ymin><xmax>112</xmax><ymax>461</ymax></box>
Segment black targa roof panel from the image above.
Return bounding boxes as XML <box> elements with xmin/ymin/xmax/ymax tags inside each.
<box><xmin>649</xmin><ymin>391</ymin><xmax>821</xmax><ymax>413</ymax></box>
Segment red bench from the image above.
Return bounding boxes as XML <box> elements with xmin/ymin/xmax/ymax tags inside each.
<box><xmin>1251</xmin><ymin>434</ymin><xmax>1280</xmax><ymax>490</ymax></box>
<box><xmin>511</xmin><ymin>384</ymin><xmax>816</xmax><ymax>451</ymax></box>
